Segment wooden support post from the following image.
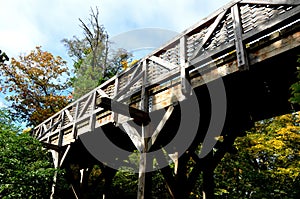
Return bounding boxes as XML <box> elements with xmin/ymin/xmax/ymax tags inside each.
<box><xmin>58</xmin><ymin>111</ymin><xmax>65</xmax><ymax>147</ymax></box>
<box><xmin>202</xmin><ymin>152</ymin><xmax>215</xmax><ymax>199</ymax></box>
<box><xmin>98</xmin><ymin>97</ymin><xmax>151</xmax><ymax>125</ymax></box>
<box><xmin>89</xmin><ymin>92</ymin><xmax>96</xmax><ymax>132</ymax></box>
<box><xmin>113</xmin><ymin>75</ymin><xmax>119</xmax><ymax>124</ymax></box>
<box><xmin>72</xmin><ymin>102</ymin><xmax>79</xmax><ymax>139</ymax></box>
<box><xmin>137</xmin><ymin>60</ymin><xmax>152</xmax><ymax>199</ymax></box>
<box><xmin>180</xmin><ymin>36</ymin><xmax>191</xmax><ymax>96</ymax></box>
<box><xmin>50</xmin><ymin>150</ymin><xmax>59</xmax><ymax>199</ymax></box>
<box><xmin>49</xmin><ymin>145</ymin><xmax>71</xmax><ymax>199</ymax></box>
<box><xmin>232</xmin><ymin>4</ymin><xmax>249</xmax><ymax>70</ymax></box>
<box><xmin>202</xmin><ymin>167</ymin><xmax>215</xmax><ymax>199</ymax></box>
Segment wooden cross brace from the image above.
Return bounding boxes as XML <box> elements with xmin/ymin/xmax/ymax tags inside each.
<box><xmin>98</xmin><ymin>96</ymin><xmax>151</xmax><ymax>125</ymax></box>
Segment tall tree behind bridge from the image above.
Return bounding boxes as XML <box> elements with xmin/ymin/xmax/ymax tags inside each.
<box><xmin>62</xmin><ymin>7</ymin><xmax>131</xmax><ymax>100</ymax></box>
<box><xmin>0</xmin><ymin>46</ymin><xmax>71</xmax><ymax>126</ymax></box>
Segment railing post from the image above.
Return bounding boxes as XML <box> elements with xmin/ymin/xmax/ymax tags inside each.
<box><xmin>180</xmin><ymin>36</ymin><xmax>191</xmax><ymax>96</ymax></box>
<box><xmin>113</xmin><ymin>76</ymin><xmax>119</xmax><ymax>125</ymax></box>
<box><xmin>89</xmin><ymin>92</ymin><xmax>97</xmax><ymax>132</ymax></box>
<box><xmin>137</xmin><ymin>60</ymin><xmax>152</xmax><ymax>199</ymax></box>
<box><xmin>232</xmin><ymin>4</ymin><xmax>249</xmax><ymax>70</ymax></box>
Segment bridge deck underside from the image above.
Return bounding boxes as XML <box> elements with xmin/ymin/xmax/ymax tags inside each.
<box><xmin>31</xmin><ymin>1</ymin><xmax>300</xmax><ymax>198</ymax></box>
<box><xmin>61</xmin><ymin>45</ymin><xmax>299</xmax><ymax>169</ymax></box>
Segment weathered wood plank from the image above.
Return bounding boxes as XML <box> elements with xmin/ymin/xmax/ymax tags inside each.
<box><xmin>243</xmin><ymin>5</ymin><xmax>300</xmax><ymax>41</ymax></box>
<box><xmin>149</xmin><ymin>56</ymin><xmax>178</xmax><ymax>71</ymax></box>
<box><xmin>65</xmin><ymin>109</ymin><xmax>74</xmax><ymax>122</ymax></box>
<box><xmin>78</xmin><ymin>95</ymin><xmax>92</xmax><ymax>118</ymax></box>
<box><xmin>98</xmin><ymin>97</ymin><xmax>151</xmax><ymax>124</ymax></box>
<box><xmin>241</xmin><ymin>0</ymin><xmax>300</xmax><ymax>5</ymax></box>
<box><xmin>191</xmin><ymin>10</ymin><xmax>227</xmax><ymax>60</ymax></box>
<box><xmin>114</xmin><ymin>71</ymin><xmax>144</xmax><ymax>100</ymax></box>
<box><xmin>232</xmin><ymin>4</ymin><xmax>249</xmax><ymax>69</ymax></box>
<box><xmin>148</xmin><ymin>106</ymin><xmax>174</xmax><ymax>150</ymax></box>
<box><xmin>121</xmin><ymin>122</ymin><xmax>143</xmax><ymax>152</ymax></box>
<box><xmin>249</xmin><ymin>31</ymin><xmax>300</xmax><ymax>64</ymax></box>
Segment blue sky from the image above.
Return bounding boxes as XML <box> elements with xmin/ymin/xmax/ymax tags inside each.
<box><xmin>0</xmin><ymin>0</ymin><xmax>230</xmax><ymax>107</ymax></box>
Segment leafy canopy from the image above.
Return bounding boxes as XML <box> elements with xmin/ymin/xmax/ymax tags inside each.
<box><xmin>0</xmin><ymin>109</ymin><xmax>58</xmax><ymax>199</ymax></box>
<box><xmin>215</xmin><ymin>113</ymin><xmax>300</xmax><ymax>198</ymax></box>
<box><xmin>0</xmin><ymin>46</ymin><xmax>71</xmax><ymax>126</ymax></box>
<box><xmin>62</xmin><ymin>7</ymin><xmax>132</xmax><ymax>99</ymax></box>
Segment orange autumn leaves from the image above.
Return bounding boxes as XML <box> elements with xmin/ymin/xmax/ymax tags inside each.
<box><xmin>0</xmin><ymin>46</ymin><xmax>71</xmax><ymax>126</ymax></box>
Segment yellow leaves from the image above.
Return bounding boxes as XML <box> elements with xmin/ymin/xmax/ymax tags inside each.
<box><xmin>1</xmin><ymin>46</ymin><xmax>71</xmax><ymax>126</ymax></box>
<box><xmin>275</xmin><ymin>167</ymin><xmax>300</xmax><ymax>181</ymax></box>
<box><xmin>22</xmin><ymin>127</ymin><xmax>32</xmax><ymax>134</ymax></box>
<box><xmin>266</xmin><ymin>139</ymin><xmax>285</xmax><ymax>150</ymax></box>
<box><xmin>121</xmin><ymin>60</ymin><xmax>128</xmax><ymax>70</ymax></box>
<box><xmin>129</xmin><ymin>59</ymin><xmax>139</xmax><ymax>67</ymax></box>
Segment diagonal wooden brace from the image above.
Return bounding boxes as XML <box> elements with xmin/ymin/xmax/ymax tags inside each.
<box><xmin>98</xmin><ymin>97</ymin><xmax>151</xmax><ymax>125</ymax></box>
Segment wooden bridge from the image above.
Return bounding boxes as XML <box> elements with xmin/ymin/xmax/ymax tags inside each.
<box><xmin>32</xmin><ymin>0</ymin><xmax>300</xmax><ymax>198</ymax></box>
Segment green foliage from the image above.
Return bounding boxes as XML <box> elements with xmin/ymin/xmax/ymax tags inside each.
<box><xmin>62</xmin><ymin>7</ymin><xmax>132</xmax><ymax>99</ymax></box>
<box><xmin>0</xmin><ymin>109</ymin><xmax>60</xmax><ymax>198</ymax></box>
<box><xmin>0</xmin><ymin>46</ymin><xmax>71</xmax><ymax>126</ymax></box>
<box><xmin>215</xmin><ymin>113</ymin><xmax>300</xmax><ymax>198</ymax></box>
<box><xmin>290</xmin><ymin>56</ymin><xmax>300</xmax><ymax>104</ymax></box>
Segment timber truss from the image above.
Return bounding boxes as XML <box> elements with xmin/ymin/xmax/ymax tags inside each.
<box><xmin>32</xmin><ymin>0</ymin><xmax>300</xmax><ymax>198</ymax></box>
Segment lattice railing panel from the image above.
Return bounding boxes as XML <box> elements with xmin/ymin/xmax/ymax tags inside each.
<box><xmin>187</xmin><ymin>28</ymin><xmax>208</xmax><ymax>60</ymax></box>
<box><xmin>32</xmin><ymin>0</ymin><xmax>300</xmax><ymax>146</ymax></box>
<box><xmin>240</xmin><ymin>4</ymin><xmax>296</xmax><ymax>34</ymax></box>
<box><xmin>204</xmin><ymin>10</ymin><xmax>234</xmax><ymax>52</ymax></box>
<box><xmin>159</xmin><ymin>44</ymin><xmax>180</xmax><ymax>66</ymax></box>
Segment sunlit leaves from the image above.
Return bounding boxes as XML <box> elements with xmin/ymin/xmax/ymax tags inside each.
<box><xmin>0</xmin><ymin>46</ymin><xmax>71</xmax><ymax>126</ymax></box>
<box><xmin>0</xmin><ymin>109</ymin><xmax>57</xmax><ymax>198</ymax></box>
<box><xmin>290</xmin><ymin>56</ymin><xmax>300</xmax><ymax>104</ymax></box>
<box><xmin>215</xmin><ymin>113</ymin><xmax>300</xmax><ymax>198</ymax></box>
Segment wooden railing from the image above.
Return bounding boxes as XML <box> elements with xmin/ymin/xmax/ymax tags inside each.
<box><xmin>32</xmin><ymin>0</ymin><xmax>300</xmax><ymax>147</ymax></box>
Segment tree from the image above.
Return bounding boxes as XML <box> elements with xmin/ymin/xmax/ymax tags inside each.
<box><xmin>0</xmin><ymin>46</ymin><xmax>71</xmax><ymax>126</ymax></box>
<box><xmin>62</xmin><ymin>7</ymin><xmax>132</xmax><ymax>99</ymax></box>
<box><xmin>0</xmin><ymin>108</ymin><xmax>59</xmax><ymax>198</ymax></box>
<box><xmin>290</xmin><ymin>55</ymin><xmax>300</xmax><ymax>104</ymax></box>
<box><xmin>214</xmin><ymin>113</ymin><xmax>300</xmax><ymax>198</ymax></box>
<box><xmin>62</xmin><ymin>7</ymin><xmax>109</xmax><ymax>99</ymax></box>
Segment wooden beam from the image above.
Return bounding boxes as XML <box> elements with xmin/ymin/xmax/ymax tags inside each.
<box><xmin>96</xmin><ymin>88</ymin><xmax>109</xmax><ymax>97</ymax></box>
<box><xmin>138</xmin><ymin>59</ymin><xmax>152</xmax><ymax>199</ymax></box>
<box><xmin>65</xmin><ymin>109</ymin><xmax>74</xmax><ymax>122</ymax></box>
<box><xmin>59</xmin><ymin>145</ymin><xmax>71</xmax><ymax>167</ymax></box>
<box><xmin>78</xmin><ymin>95</ymin><xmax>93</xmax><ymax>118</ymax></box>
<box><xmin>112</xmin><ymin>76</ymin><xmax>119</xmax><ymax>124</ymax></box>
<box><xmin>137</xmin><ymin>152</ymin><xmax>147</xmax><ymax>199</ymax></box>
<box><xmin>243</xmin><ymin>5</ymin><xmax>300</xmax><ymax>41</ymax></box>
<box><xmin>121</xmin><ymin>122</ymin><xmax>143</xmax><ymax>152</ymax></box>
<box><xmin>89</xmin><ymin>92</ymin><xmax>96</xmax><ymax>132</ymax></box>
<box><xmin>72</xmin><ymin>102</ymin><xmax>79</xmax><ymax>139</ymax></box>
<box><xmin>168</xmin><ymin>152</ymin><xmax>178</xmax><ymax>174</ymax></box>
<box><xmin>98</xmin><ymin>97</ymin><xmax>151</xmax><ymax>124</ymax></box>
<box><xmin>58</xmin><ymin>111</ymin><xmax>65</xmax><ymax>147</ymax></box>
<box><xmin>38</xmin><ymin>119</ymin><xmax>62</xmax><ymax>140</ymax></box>
<box><xmin>190</xmin><ymin>10</ymin><xmax>227</xmax><ymax>60</ymax></box>
<box><xmin>41</xmin><ymin>142</ymin><xmax>60</xmax><ymax>151</ymax></box>
<box><xmin>232</xmin><ymin>4</ymin><xmax>249</xmax><ymax>70</ymax></box>
<box><xmin>180</xmin><ymin>36</ymin><xmax>191</xmax><ymax>96</ymax></box>
<box><xmin>129</xmin><ymin>62</ymin><xmax>143</xmax><ymax>82</ymax></box>
<box><xmin>149</xmin><ymin>56</ymin><xmax>178</xmax><ymax>71</ymax></box>
<box><xmin>114</xmin><ymin>71</ymin><xmax>144</xmax><ymax>100</ymax></box>
<box><xmin>147</xmin><ymin>106</ymin><xmax>174</xmax><ymax>150</ymax></box>
<box><xmin>249</xmin><ymin>30</ymin><xmax>300</xmax><ymax>65</ymax></box>
<box><xmin>240</xmin><ymin>0</ymin><xmax>300</xmax><ymax>5</ymax></box>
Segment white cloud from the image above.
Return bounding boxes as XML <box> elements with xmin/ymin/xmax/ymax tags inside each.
<box><xmin>0</xmin><ymin>0</ymin><xmax>229</xmax><ymax>59</ymax></box>
<box><xmin>0</xmin><ymin>98</ymin><xmax>7</xmax><ymax>108</ymax></box>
